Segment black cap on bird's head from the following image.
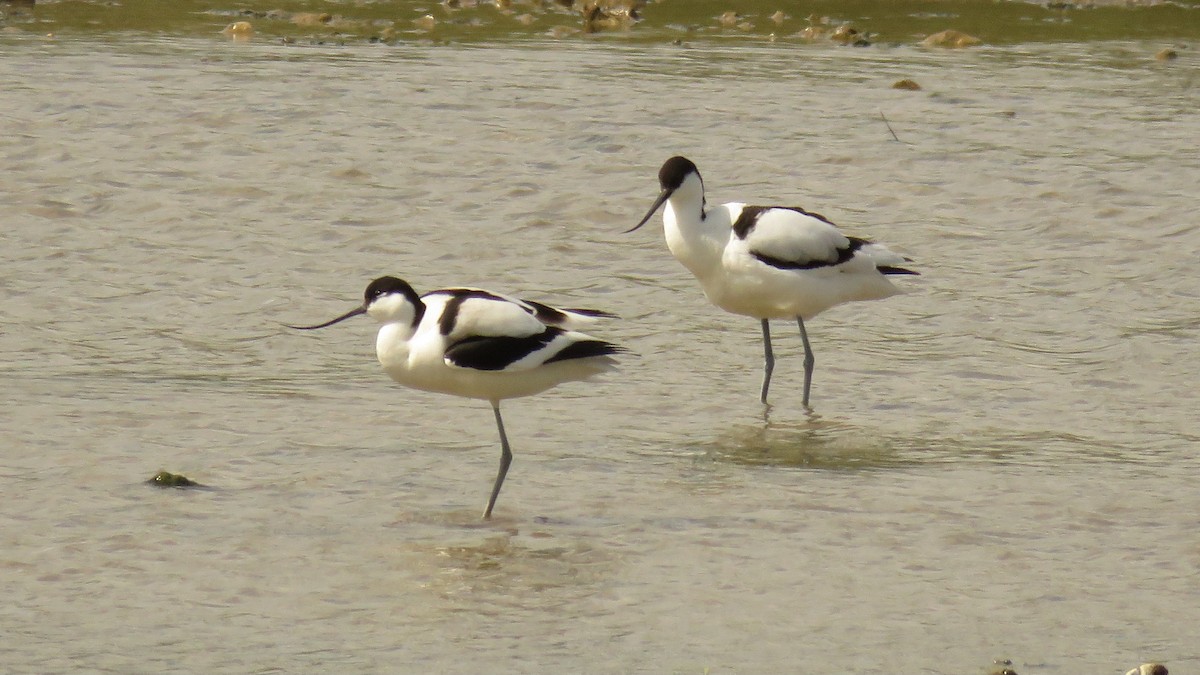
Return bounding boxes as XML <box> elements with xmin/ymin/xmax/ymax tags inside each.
<box><xmin>287</xmin><ymin>275</ymin><xmax>420</xmax><ymax>330</ymax></box>
<box><xmin>657</xmin><ymin>155</ymin><xmax>699</xmax><ymax>190</ymax></box>
<box><xmin>363</xmin><ymin>276</ymin><xmax>418</xmax><ymax>306</ymax></box>
<box><xmin>625</xmin><ymin>155</ymin><xmax>702</xmax><ymax>233</ymax></box>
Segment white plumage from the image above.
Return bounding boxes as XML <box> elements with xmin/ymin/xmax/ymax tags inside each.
<box><xmin>290</xmin><ymin>276</ymin><xmax>621</xmax><ymax>518</ymax></box>
<box><xmin>627</xmin><ymin>155</ymin><xmax>917</xmax><ymax>408</ymax></box>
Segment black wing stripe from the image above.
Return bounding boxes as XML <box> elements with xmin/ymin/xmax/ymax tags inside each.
<box><xmin>444</xmin><ymin>329</ymin><xmax>561</xmax><ymax>371</ymax></box>
<box><xmin>544</xmin><ymin>339</ymin><xmax>623</xmax><ymax>364</ymax></box>
<box><xmin>521</xmin><ymin>299</ymin><xmax>618</xmax><ymax>326</ymax></box>
<box><xmin>445</xmin><ymin>329</ymin><xmax>622</xmax><ymax>372</ymax></box>
<box><xmin>523</xmin><ymin>300</ymin><xmax>568</xmax><ymax>326</ymax></box>
<box><xmin>751</xmin><ymin>237</ymin><xmax>866</xmax><ymax>270</ymax></box>
<box><xmin>561</xmin><ymin>308</ymin><xmax>618</xmax><ymax>319</ymax></box>
<box><xmin>877</xmin><ymin>266</ymin><xmax>920</xmax><ymax>276</ymax></box>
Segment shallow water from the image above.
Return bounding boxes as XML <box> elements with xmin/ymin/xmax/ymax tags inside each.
<box><xmin>2</xmin><ymin>10</ymin><xmax>1199</xmax><ymax>675</ymax></box>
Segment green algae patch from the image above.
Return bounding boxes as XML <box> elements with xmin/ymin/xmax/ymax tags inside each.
<box><xmin>147</xmin><ymin>471</ymin><xmax>209</xmax><ymax>490</ymax></box>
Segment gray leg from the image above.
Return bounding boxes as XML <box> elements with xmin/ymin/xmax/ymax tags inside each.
<box><xmin>760</xmin><ymin>319</ymin><xmax>775</xmax><ymax>404</ymax></box>
<box><xmin>796</xmin><ymin>317</ymin><xmax>815</xmax><ymax>408</ymax></box>
<box><xmin>483</xmin><ymin>403</ymin><xmax>513</xmax><ymax>519</ymax></box>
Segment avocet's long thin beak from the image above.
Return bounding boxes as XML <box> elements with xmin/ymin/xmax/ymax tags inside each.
<box><xmin>286</xmin><ymin>305</ymin><xmax>366</xmax><ymax>330</ymax></box>
<box><xmin>624</xmin><ymin>188</ymin><xmax>672</xmax><ymax>234</ymax></box>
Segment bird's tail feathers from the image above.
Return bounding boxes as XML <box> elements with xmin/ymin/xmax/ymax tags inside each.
<box><xmin>861</xmin><ymin>243</ymin><xmax>919</xmax><ymax>276</ymax></box>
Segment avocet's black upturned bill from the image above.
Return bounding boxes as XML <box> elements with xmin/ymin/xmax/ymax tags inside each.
<box><xmin>289</xmin><ymin>276</ymin><xmax>622</xmax><ymax>519</ymax></box>
<box><xmin>627</xmin><ymin>155</ymin><xmax>918</xmax><ymax>408</ymax></box>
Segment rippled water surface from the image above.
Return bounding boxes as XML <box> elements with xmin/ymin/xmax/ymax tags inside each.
<box><xmin>2</xmin><ymin>12</ymin><xmax>1198</xmax><ymax>675</ymax></box>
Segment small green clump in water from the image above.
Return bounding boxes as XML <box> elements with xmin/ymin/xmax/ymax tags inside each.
<box><xmin>147</xmin><ymin>471</ymin><xmax>204</xmax><ymax>488</ymax></box>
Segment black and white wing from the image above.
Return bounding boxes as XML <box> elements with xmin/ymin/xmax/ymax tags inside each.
<box><xmin>429</xmin><ymin>289</ymin><xmax>620</xmax><ymax>372</ymax></box>
<box><xmin>728</xmin><ymin>204</ymin><xmax>917</xmax><ymax>276</ymax></box>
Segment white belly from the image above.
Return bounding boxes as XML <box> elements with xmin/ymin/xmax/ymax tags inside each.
<box><xmin>699</xmin><ymin>249</ymin><xmax>902</xmax><ymax>320</ymax></box>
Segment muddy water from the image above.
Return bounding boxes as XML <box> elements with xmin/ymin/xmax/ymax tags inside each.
<box><xmin>2</xmin><ymin>11</ymin><xmax>1198</xmax><ymax>675</ymax></box>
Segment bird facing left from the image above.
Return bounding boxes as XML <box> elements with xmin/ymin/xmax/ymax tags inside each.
<box><xmin>288</xmin><ymin>275</ymin><xmax>623</xmax><ymax>519</ymax></box>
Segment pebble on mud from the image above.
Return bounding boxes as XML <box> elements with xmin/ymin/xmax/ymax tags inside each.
<box><xmin>796</xmin><ymin>18</ymin><xmax>868</xmax><ymax>46</ymax></box>
<box><xmin>892</xmin><ymin>78</ymin><xmax>922</xmax><ymax>90</ymax></box>
<box><xmin>413</xmin><ymin>14</ymin><xmax>437</xmax><ymax>31</ymax></box>
<box><xmin>830</xmin><ymin>23</ymin><xmax>868</xmax><ymax>46</ymax></box>
<box><xmin>717</xmin><ymin>10</ymin><xmax>742</xmax><ymax>27</ymax></box>
<box><xmin>581</xmin><ymin>1</ymin><xmax>641</xmax><ymax>32</ymax></box>
<box><xmin>221</xmin><ymin>21</ymin><xmax>254</xmax><ymax>39</ymax></box>
<box><xmin>921</xmin><ymin>29</ymin><xmax>981</xmax><ymax>48</ymax></box>
<box><xmin>547</xmin><ymin>24</ymin><xmax>580</xmax><ymax>39</ymax></box>
<box><xmin>291</xmin><ymin>12</ymin><xmax>333</xmax><ymax>27</ymax></box>
<box><xmin>714</xmin><ymin>10</ymin><xmax>753</xmax><ymax>31</ymax></box>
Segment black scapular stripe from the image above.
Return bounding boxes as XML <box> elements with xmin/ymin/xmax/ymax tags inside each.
<box><xmin>732</xmin><ymin>205</ymin><xmax>836</xmax><ymax>240</ymax></box>
<box><xmin>437</xmin><ymin>289</ymin><xmax>508</xmax><ymax>336</ymax></box>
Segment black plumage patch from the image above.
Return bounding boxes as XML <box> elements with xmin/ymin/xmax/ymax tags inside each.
<box><xmin>659</xmin><ymin>156</ymin><xmax>700</xmax><ymax>191</ymax></box>
<box><xmin>544</xmin><ymin>339</ymin><xmax>623</xmax><ymax>364</ymax></box>
<box><xmin>444</xmin><ymin>329</ymin><xmax>621</xmax><ymax>371</ymax></box>
<box><xmin>563</xmin><ymin>307</ymin><xmax>618</xmax><ymax>319</ymax></box>
<box><xmin>877</xmin><ymin>265</ymin><xmax>920</xmax><ymax>276</ymax></box>
<box><xmin>436</xmin><ymin>289</ymin><xmax>508</xmax><ymax>336</ymax></box>
<box><xmin>752</xmin><ymin>236</ymin><xmax>866</xmax><ymax>270</ymax></box>
<box><xmin>524</xmin><ymin>300</ymin><xmax>618</xmax><ymax>324</ymax></box>
<box><xmin>523</xmin><ymin>300</ymin><xmax>569</xmax><ymax>326</ymax></box>
<box><xmin>732</xmin><ymin>205</ymin><xmax>836</xmax><ymax>240</ymax></box>
<box><xmin>444</xmin><ymin>329</ymin><xmax>561</xmax><ymax>371</ymax></box>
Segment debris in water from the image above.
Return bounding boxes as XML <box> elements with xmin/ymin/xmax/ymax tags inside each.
<box><xmin>921</xmin><ymin>29</ymin><xmax>981</xmax><ymax>48</ymax></box>
<box><xmin>987</xmin><ymin>659</ymin><xmax>1017</xmax><ymax>675</ymax></box>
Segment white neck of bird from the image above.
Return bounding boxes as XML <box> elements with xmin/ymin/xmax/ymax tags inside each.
<box><xmin>664</xmin><ymin>176</ymin><xmax>725</xmax><ymax>275</ymax></box>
